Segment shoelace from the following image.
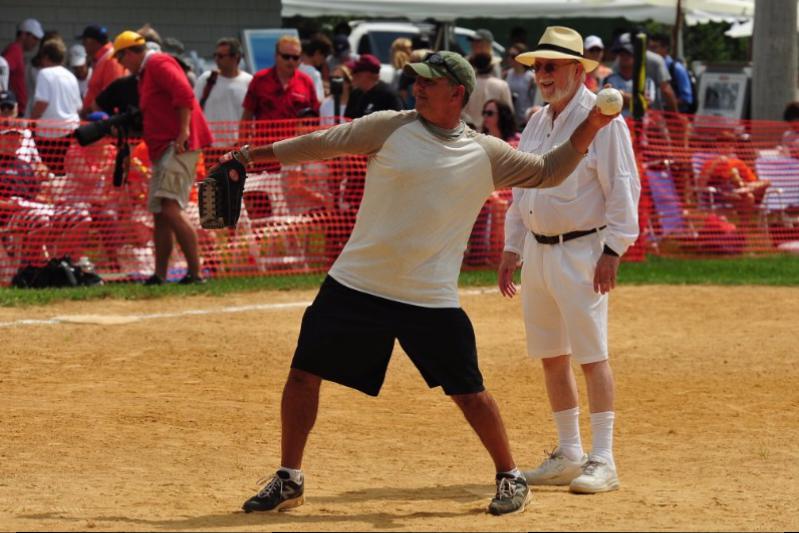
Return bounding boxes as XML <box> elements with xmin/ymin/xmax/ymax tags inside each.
<box><xmin>541</xmin><ymin>448</ymin><xmax>561</xmax><ymax>464</ymax></box>
<box><xmin>495</xmin><ymin>476</ymin><xmax>517</xmax><ymax>500</ymax></box>
<box><xmin>256</xmin><ymin>475</ymin><xmax>283</xmax><ymax>498</ymax></box>
<box><xmin>582</xmin><ymin>459</ymin><xmax>603</xmax><ymax>475</ymax></box>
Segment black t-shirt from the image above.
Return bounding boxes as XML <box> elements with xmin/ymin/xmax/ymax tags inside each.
<box><xmin>344</xmin><ymin>81</ymin><xmax>403</xmax><ymax>119</ymax></box>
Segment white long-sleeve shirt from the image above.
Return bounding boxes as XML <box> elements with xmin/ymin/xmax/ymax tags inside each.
<box><xmin>504</xmin><ymin>85</ymin><xmax>640</xmax><ymax>257</ymax></box>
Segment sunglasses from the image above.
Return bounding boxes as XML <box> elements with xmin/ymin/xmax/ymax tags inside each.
<box><xmin>424</xmin><ymin>52</ymin><xmax>464</xmax><ymax>87</ymax></box>
<box><xmin>532</xmin><ymin>60</ymin><xmax>579</xmax><ymax>74</ymax></box>
<box><xmin>587</xmin><ymin>47</ymin><xmax>603</xmax><ymax>53</ymax></box>
<box><xmin>0</xmin><ymin>104</ymin><xmax>15</xmax><ymax>111</ymax></box>
<box><xmin>214</xmin><ymin>52</ymin><xmax>236</xmax><ymax>59</ymax></box>
<box><xmin>279</xmin><ymin>53</ymin><xmax>300</xmax><ymax>62</ymax></box>
<box><xmin>482</xmin><ymin>109</ymin><xmax>496</xmax><ymax>117</ymax></box>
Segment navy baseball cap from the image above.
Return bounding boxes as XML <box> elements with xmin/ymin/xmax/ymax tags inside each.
<box><xmin>0</xmin><ymin>90</ymin><xmax>17</xmax><ymax>105</ymax></box>
<box><xmin>77</xmin><ymin>24</ymin><xmax>109</xmax><ymax>43</ymax></box>
<box><xmin>333</xmin><ymin>34</ymin><xmax>350</xmax><ymax>55</ymax></box>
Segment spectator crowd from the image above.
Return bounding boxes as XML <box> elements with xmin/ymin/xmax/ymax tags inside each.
<box><xmin>2</xmin><ymin>16</ymin><xmax>799</xmax><ymax>281</ymax></box>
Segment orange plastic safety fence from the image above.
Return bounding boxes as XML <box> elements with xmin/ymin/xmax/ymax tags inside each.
<box><xmin>2</xmin><ymin>113</ymin><xmax>798</xmax><ymax>286</ymax></box>
<box><xmin>634</xmin><ymin>111</ymin><xmax>799</xmax><ymax>257</ymax></box>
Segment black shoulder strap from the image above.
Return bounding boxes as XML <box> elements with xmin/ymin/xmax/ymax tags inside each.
<box><xmin>200</xmin><ymin>71</ymin><xmax>219</xmax><ymax>110</ymax></box>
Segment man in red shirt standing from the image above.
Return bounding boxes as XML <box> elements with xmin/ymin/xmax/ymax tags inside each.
<box><xmin>240</xmin><ymin>35</ymin><xmax>318</xmax><ymax>173</ymax></box>
<box><xmin>2</xmin><ymin>18</ymin><xmax>44</xmax><ymax>116</ymax></box>
<box><xmin>241</xmin><ymin>35</ymin><xmax>319</xmax><ymax>124</ymax></box>
<box><xmin>112</xmin><ymin>31</ymin><xmax>213</xmax><ymax>285</ymax></box>
<box><xmin>78</xmin><ymin>25</ymin><xmax>128</xmax><ymax>117</ymax></box>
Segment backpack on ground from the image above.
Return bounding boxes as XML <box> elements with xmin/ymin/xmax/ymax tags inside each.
<box><xmin>11</xmin><ymin>256</ymin><xmax>103</xmax><ymax>289</ymax></box>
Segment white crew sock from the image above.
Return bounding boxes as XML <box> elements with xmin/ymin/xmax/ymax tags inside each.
<box><xmin>553</xmin><ymin>406</ymin><xmax>583</xmax><ymax>461</ymax></box>
<box><xmin>590</xmin><ymin>411</ymin><xmax>615</xmax><ymax>466</ymax></box>
<box><xmin>279</xmin><ymin>466</ymin><xmax>304</xmax><ymax>484</ymax></box>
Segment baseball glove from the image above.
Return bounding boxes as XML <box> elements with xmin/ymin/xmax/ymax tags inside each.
<box><xmin>198</xmin><ymin>159</ymin><xmax>248</xmax><ymax>229</ymax></box>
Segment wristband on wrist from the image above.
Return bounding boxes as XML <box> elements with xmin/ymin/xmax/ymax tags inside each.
<box><xmin>240</xmin><ymin>144</ymin><xmax>252</xmax><ymax>165</ymax></box>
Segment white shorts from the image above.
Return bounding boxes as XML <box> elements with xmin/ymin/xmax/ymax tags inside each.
<box><xmin>520</xmin><ymin>230</ymin><xmax>608</xmax><ymax>365</ymax></box>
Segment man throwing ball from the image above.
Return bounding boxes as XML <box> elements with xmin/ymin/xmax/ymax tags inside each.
<box><xmin>221</xmin><ymin>50</ymin><xmax>618</xmax><ymax>515</ymax></box>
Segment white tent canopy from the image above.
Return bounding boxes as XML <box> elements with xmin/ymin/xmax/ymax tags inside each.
<box><xmin>282</xmin><ymin>0</ymin><xmax>754</xmax><ymax>25</ymax></box>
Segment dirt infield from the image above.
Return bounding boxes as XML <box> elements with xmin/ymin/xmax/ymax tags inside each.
<box><xmin>1</xmin><ymin>285</ymin><xmax>797</xmax><ymax>531</ymax></box>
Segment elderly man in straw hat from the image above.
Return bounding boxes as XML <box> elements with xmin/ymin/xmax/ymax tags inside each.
<box><xmin>219</xmin><ymin>50</ymin><xmax>619</xmax><ymax>515</ymax></box>
<box><xmin>497</xmin><ymin>26</ymin><xmax>640</xmax><ymax>494</ymax></box>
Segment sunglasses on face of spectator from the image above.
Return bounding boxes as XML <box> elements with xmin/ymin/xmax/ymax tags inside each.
<box><xmin>587</xmin><ymin>47</ymin><xmax>603</xmax><ymax>53</ymax></box>
<box><xmin>482</xmin><ymin>109</ymin><xmax>496</xmax><ymax>117</ymax></box>
<box><xmin>214</xmin><ymin>52</ymin><xmax>236</xmax><ymax>59</ymax></box>
<box><xmin>279</xmin><ymin>52</ymin><xmax>301</xmax><ymax>62</ymax></box>
<box><xmin>532</xmin><ymin>60</ymin><xmax>578</xmax><ymax>74</ymax></box>
<box><xmin>0</xmin><ymin>104</ymin><xmax>15</xmax><ymax>112</ymax></box>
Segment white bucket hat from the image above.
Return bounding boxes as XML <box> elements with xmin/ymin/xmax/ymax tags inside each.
<box><xmin>516</xmin><ymin>26</ymin><xmax>598</xmax><ymax>73</ymax></box>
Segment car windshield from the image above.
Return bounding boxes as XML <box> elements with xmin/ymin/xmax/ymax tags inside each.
<box><xmin>367</xmin><ymin>31</ymin><xmax>417</xmax><ymax>64</ymax></box>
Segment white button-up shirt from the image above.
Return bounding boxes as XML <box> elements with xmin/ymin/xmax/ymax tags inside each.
<box><xmin>504</xmin><ymin>85</ymin><xmax>641</xmax><ymax>256</ymax></box>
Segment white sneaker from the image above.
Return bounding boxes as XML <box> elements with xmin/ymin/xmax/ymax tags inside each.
<box><xmin>521</xmin><ymin>448</ymin><xmax>586</xmax><ymax>486</ymax></box>
<box><xmin>569</xmin><ymin>454</ymin><xmax>620</xmax><ymax>494</ymax></box>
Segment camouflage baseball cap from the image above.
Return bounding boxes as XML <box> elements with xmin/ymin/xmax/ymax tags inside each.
<box><xmin>403</xmin><ymin>51</ymin><xmax>476</xmax><ymax>102</ymax></box>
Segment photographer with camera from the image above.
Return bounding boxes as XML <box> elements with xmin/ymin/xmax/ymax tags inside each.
<box><xmin>111</xmin><ymin>30</ymin><xmax>212</xmax><ymax>285</ymax></box>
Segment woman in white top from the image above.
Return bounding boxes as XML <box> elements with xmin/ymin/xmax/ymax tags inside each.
<box><xmin>319</xmin><ymin>64</ymin><xmax>352</xmax><ymax>123</ymax></box>
<box><xmin>30</xmin><ymin>39</ymin><xmax>81</xmax><ymax>175</ymax></box>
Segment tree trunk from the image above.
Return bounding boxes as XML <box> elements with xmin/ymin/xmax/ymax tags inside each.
<box><xmin>752</xmin><ymin>0</ymin><xmax>797</xmax><ymax>120</ymax></box>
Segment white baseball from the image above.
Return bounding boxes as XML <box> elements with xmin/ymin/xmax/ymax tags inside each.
<box><xmin>596</xmin><ymin>88</ymin><xmax>623</xmax><ymax>115</ymax></box>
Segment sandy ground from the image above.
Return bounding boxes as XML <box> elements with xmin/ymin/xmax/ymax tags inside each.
<box><xmin>1</xmin><ymin>285</ymin><xmax>797</xmax><ymax>532</ymax></box>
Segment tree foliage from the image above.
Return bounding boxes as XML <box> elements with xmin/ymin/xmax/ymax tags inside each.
<box><xmin>641</xmin><ymin>20</ymin><xmax>749</xmax><ymax>64</ymax></box>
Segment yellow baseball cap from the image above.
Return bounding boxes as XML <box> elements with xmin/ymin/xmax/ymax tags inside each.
<box><xmin>113</xmin><ymin>30</ymin><xmax>146</xmax><ymax>54</ymax></box>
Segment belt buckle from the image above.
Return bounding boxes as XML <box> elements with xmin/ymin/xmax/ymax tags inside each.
<box><xmin>558</xmin><ymin>234</ymin><xmax>564</xmax><ymax>244</ymax></box>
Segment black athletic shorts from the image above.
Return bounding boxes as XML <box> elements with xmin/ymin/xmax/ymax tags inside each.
<box><xmin>291</xmin><ymin>276</ymin><xmax>485</xmax><ymax>397</ymax></box>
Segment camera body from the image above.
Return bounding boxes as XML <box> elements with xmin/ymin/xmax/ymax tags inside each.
<box><xmin>74</xmin><ymin>107</ymin><xmax>142</xmax><ymax>187</ymax></box>
<box><xmin>74</xmin><ymin>107</ymin><xmax>142</xmax><ymax>147</ymax></box>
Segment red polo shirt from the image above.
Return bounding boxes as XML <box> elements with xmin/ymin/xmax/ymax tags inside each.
<box><xmin>138</xmin><ymin>52</ymin><xmax>213</xmax><ymax>161</ymax></box>
<box><xmin>242</xmin><ymin>67</ymin><xmax>319</xmax><ymax>120</ymax></box>
<box><xmin>2</xmin><ymin>42</ymin><xmax>26</xmax><ymax>113</ymax></box>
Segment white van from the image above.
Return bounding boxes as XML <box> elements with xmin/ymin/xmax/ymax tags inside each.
<box><xmin>347</xmin><ymin>21</ymin><xmax>506</xmax><ymax>84</ymax></box>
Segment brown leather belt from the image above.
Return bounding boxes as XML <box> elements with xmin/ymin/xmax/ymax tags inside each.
<box><xmin>532</xmin><ymin>226</ymin><xmax>606</xmax><ymax>245</ymax></box>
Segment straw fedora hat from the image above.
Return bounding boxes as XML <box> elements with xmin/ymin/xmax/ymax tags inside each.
<box><xmin>516</xmin><ymin>26</ymin><xmax>598</xmax><ymax>73</ymax></box>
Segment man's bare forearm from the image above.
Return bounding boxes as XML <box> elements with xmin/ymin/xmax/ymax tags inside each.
<box><xmin>569</xmin><ymin>107</ymin><xmax>612</xmax><ymax>154</ymax></box>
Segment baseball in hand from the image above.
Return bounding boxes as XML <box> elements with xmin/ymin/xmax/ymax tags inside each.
<box><xmin>596</xmin><ymin>88</ymin><xmax>623</xmax><ymax>115</ymax></box>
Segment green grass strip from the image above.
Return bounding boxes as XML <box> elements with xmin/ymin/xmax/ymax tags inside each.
<box><xmin>1</xmin><ymin>254</ymin><xmax>797</xmax><ymax>308</ymax></box>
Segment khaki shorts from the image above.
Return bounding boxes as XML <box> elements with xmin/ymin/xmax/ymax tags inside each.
<box><xmin>147</xmin><ymin>145</ymin><xmax>200</xmax><ymax>213</ymax></box>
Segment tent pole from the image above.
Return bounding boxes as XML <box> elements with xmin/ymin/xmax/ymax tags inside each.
<box><xmin>673</xmin><ymin>0</ymin><xmax>684</xmax><ymax>60</ymax></box>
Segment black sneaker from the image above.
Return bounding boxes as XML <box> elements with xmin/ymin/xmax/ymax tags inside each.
<box><xmin>143</xmin><ymin>274</ymin><xmax>163</xmax><ymax>286</ymax></box>
<box><xmin>178</xmin><ymin>273</ymin><xmax>206</xmax><ymax>285</ymax></box>
<box><xmin>242</xmin><ymin>470</ymin><xmax>305</xmax><ymax>513</ymax></box>
<box><xmin>488</xmin><ymin>473</ymin><xmax>531</xmax><ymax>516</ymax></box>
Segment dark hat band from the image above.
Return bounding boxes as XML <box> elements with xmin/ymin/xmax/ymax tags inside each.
<box><xmin>534</xmin><ymin>43</ymin><xmax>584</xmax><ymax>59</ymax></box>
